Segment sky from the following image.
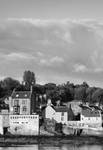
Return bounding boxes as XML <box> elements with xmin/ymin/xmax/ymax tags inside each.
<box><xmin>0</xmin><ymin>0</ymin><xmax>103</xmax><ymax>87</ymax></box>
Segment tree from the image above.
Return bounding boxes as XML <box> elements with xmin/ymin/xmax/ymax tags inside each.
<box><xmin>23</xmin><ymin>70</ymin><xmax>36</xmax><ymax>90</ymax></box>
<box><xmin>1</xmin><ymin>77</ymin><xmax>20</xmax><ymax>90</ymax></box>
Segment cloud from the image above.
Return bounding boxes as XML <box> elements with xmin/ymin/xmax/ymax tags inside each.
<box><xmin>6</xmin><ymin>52</ymin><xmax>35</xmax><ymax>61</ymax></box>
<box><xmin>0</xmin><ymin>18</ymin><xmax>103</xmax><ymax>87</ymax></box>
<box><xmin>39</xmin><ymin>56</ymin><xmax>64</xmax><ymax>67</ymax></box>
<box><xmin>74</xmin><ymin>64</ymin><xmax>88</xmax><ymax>73</ymax></box>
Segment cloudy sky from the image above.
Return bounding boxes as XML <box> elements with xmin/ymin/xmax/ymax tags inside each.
<box><xmin>0</xmin><ymin>0</ymin><xmax>103</xmax><ymax>87</ymax></box>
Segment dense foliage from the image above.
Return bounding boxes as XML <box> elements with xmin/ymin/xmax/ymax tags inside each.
<box><xmin>0</xmin><ymin>70</ymin><xmax>103</xmax><ymax>109</ymax></box>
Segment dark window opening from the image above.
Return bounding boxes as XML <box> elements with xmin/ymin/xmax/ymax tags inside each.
<box><xmin>3</xmin><ymin>127</ymin><xmax>8</xmax><ymax>135</ymax></box>
<box><xmin>74</xmin><ymin>113</ymin><xmax>80</xmax><ymax>121</ymax></box>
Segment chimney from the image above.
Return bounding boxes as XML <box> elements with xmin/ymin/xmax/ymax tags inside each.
<box><xmin>56</xmin><ymin>100</ymin><xmax>60</xmax><ymax>107</ymax></box>
<box><xmin>47</xmin><ymin>99</ymin><xmax>52</xmax><ymax>106</ymax></box>
<box><xmin>30</xmin><ymin>85</ymin><xmax>33</xmax><ymax>94</ymax></box>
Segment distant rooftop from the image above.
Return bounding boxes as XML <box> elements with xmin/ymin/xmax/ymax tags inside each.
<box><xmin>82</xmin><ymin>109</ymin><xmax>100</xmax><ymax>117</ymax></box>
<box><xmin>11</xmin><ymin>91</ymin><xmax>31</xmax><ymax>99</ymax></box>
<box><xmin>54</xmin><ymin>106</ymin><xmax>68</xmax><ymax>112</ymax></box>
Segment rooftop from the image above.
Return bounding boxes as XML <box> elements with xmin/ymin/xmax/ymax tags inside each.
<box><xmin>82</xmin><ymin>109</ymin><xmax>100</xmax><ymax>117</ymax></box>
<box><xmin>54</xmin><ymin>106</ymin><xmax>68</xmax><ymax>112</ymax></box>
<box><xmin>11</xmin><ymin>91</ymin><xmax>31</xmax><ymax>99</ymax></box>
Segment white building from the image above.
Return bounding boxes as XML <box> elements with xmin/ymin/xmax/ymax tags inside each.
<box><xmin>54</xmin><ymin>106</ymin><xmax>68</xmax><ymax>124</ymax></box>
<box><xmin>45</xmin><ymin>100</ymin><xmax>68</xmax><ymax>124</ymax></box>
<box><xmin>9</xmin><ymin>115</ymin><xmax>39</xmax><ymax>135</ymax></box>
<box><xmin>0</xmin><ymin>115</ymin><xmax>3</xmax><ymax>135</ymax></box>
<box><xmin>2</xmin><ymin>90</ymin><xmax>40</xmax><ymax>135</ymax></box>
<box><xmin>9</xmin><ymin>91</ymin><xmax>31</xmax><ymax>115</ymax></box>
<box><xmin>81</xmin><ymin>108</ymin><xmax>102</xmax><ymax>128</ymax></box>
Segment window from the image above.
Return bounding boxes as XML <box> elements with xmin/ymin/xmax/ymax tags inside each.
<box><xmin>22</xmin><ymin>106</ymin><xmax>27</xmax><ymax>112</ymax></box>
<box><xmin>13</xmin><ymin>106</ymin><xmax>20</xmax><ymax>114</ymax></box>
<box><xmin>61</xmin><ymin>116</ymin><xmax>64</xmax><ymax>121</ymax></box>
<box><xmin>14</xmin><ymin>100</ymin><xmax>19</xmax><ymax>106</ymax></box>
<box><xmin>22</xmin><ymin>100</ymin><xmax>27</xmax><ymax>105</ymax></box>
<box><xmin>61</xmin><ymin>112</ymin><xmax>64</xmax><ymax>116</ymax></box>
<box><xmin>16</xmin><ymin>94</ymin><xmax>19</xmax><ymax>98</ymax></box>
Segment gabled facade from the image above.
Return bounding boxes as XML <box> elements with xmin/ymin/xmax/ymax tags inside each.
<box><xmin>6</xmin><ymin>90</ymin><xmax>39</xmax><ymax>135</ymax></box>
<box><xmin>45</xmin><ymin>104</ymin><xmax>69</xmax><ymax>124</ymax></box>
<box><xmin>9</xmin><ymin>91</ymin><xmax>31</xmax><ymax>115</ymax></box>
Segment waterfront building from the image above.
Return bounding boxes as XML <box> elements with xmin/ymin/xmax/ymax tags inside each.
<box><xmin>0</xmin><ymin>89</ymin><xmax>39</xmax><ymax>135</ymax></box>
<box><xmin>81</xmin><ymin>108</ymin><xmax>102</xmax><ymax>128</ymax></box>
<box><xmin>44</xmin><ymin>99</ymin><xmax>69</xmax><ymax>124</ymax></box>
<box><xmin>9</xmin><ymin>91</ymin><xmax>31</xmax><ymax>115</ymax></box>
<box><xmin>8</xmin><ymin>114</ymin><xmax>39</xmax><ymax>135</ymax></box>
<box><xmin>0</xmin><ymin>109</ymin><xmax>9</xmax><ymax>135</ymax></box>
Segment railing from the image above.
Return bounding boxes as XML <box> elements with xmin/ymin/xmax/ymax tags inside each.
<box><xmin>67</xmin><ymin>121</ymin><xmax>102</xmax><ymax>129</ymax></box>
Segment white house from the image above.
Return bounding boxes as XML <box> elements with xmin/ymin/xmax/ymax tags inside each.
<box><xmin>81</xmin><ymin>108</ymin><xmax>102</xmax><ymax>128</ymax></box>
<box><xmin>44</xmin><ymin>99</ymin><xmax>68</xmax><ymax>124</ymax></box>
<box><xmin>9</xmin><ymin>91</ymin><xmax>31</xmax><ymax>115</ymax></box>
<box><xmin>54</xmin><ymin>106</ymin><xmax>68</xmax><ymax>124</ymax></box>
<box><xmin>5</xmin><ymin>90</ymin><xmax>40</xmax><ymax>135</ymax></box>
<box><xmin>45</xmin><ymin>105</ymin><xmax>55</xmax><ymax>119</ymax></box>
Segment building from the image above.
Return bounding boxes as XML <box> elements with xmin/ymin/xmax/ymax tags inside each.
<box><xmin>67</xmin><ymin>100</ymin><xmax>82</xmax><ymax>115</ymax></box>
<box><xmin>8</xmin><ymin>115</ymin><xmax>39</xmax><ymax>135</ymax></box>
<box><xmin>81</xmin><ymin>108</ymin><xmax>102</xmax><ymax>128</ymax></box>
<box><xmin>9</xmin><ymin>91</ymin><xmax>32</xmax><ymax>115</ymax></box>
<box><xmin>53</xmin><ymin>106</ymin><xmax>69</xmax><ymax>124</ymax></box>
<box><xmin>2</xmin><ymin>90</ymin><xmax>39</xmax><ymax>135</ymax></box>
<box><xmin>44</xmin><ymin>99</ymin><xmax>69</xmax><ymax>124</ymax></box>
<box><xmin>0</xmin><ymin>109</ymin><xmax>9</xmax><ymax>135</ymax></box>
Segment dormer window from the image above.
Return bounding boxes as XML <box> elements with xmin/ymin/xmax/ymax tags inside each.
<box><xmin>16</xmin><ymin>94</ymin><xmax>19</xmax><ymax>98</ymax></box>
<box><xmin>24</xmin><ymin>94</ymin><xmax>27</xmax><ymax>97</ymax></box>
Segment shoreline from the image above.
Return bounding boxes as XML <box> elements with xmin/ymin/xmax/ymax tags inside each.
<box><xmin>0</xmin><ymin>135</ymin><xmax>103</xmax><ymax>147</ymax></box>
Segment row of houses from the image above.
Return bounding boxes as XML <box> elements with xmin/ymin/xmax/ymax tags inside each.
<box><xmin>43</xmin><ymin>99</ymin><xmax>102</xmax><ymax>129</ymax></box>
<box><xmin>0</xmin><ymin>89</ymin><xmax>102</xmax><ymax>135</ymax></box>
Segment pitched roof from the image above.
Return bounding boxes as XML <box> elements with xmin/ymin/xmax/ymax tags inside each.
<box><xmin>82</xmin><ymin>109</ymin><xmax>100</xmax><ymax>117</ymax></box>
<box><xmin>11</xmin><ymin>91</ymin><xmax>31</xmax><ymax>99</ymax></box>
<box><xmin>89</xmin><ymin>105</ymin><xmax>103</xmax><ymax>111</ymax></box>
<box><xmin>54</xmin><ymin>106</ymin><xmax>68</xmax><ymax>112</ymax></box>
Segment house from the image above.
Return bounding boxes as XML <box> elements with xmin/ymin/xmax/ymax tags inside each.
<box><xmin>53</xmin><ymin>106</ymin><xmax>68</xmax><ymax>124</ymax></box>
<box><xmin>9</xmin><ymin>91</ymin><xmax>32</xmax><ymax>115</ymax></box>
<box><xmin>44</xmin><ymin>99</ymin><xmax>69</xmax><ymax>124</ymax></box>
<box><xmin>7</xmin><ymin>90</ymin><xmax>39</xmax><ymax>135</ymax></box>
<box><xmin>81</xmin><ymin>108</ymin><xmax>102</xmax><ymax>128</ymax></box>
<box><xmin>67</xmin><ymin>100</ymin><xmax>82</xmax><ymax>115</ymax></box>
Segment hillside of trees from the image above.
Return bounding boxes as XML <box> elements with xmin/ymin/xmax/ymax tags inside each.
<box><xmin>0</xmin><ymin>70</ymin><xmax>103</xmax><ymax>109</ymax></box>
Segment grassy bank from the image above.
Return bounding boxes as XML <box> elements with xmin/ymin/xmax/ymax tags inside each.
<box><xmin>0</xmin><ymin>135</ymin><xmax>103</xmax><ymax>146</ymax></box>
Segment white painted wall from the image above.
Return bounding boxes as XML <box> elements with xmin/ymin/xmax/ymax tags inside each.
<box><xmin>81</xmin><ymin>114</ymin><xmax>102</xmax><ymax>128</ymax></box>
<box><xmin>9</xmin><ymin>115</ymin><xmax>39</xmax><ymax>135</ymax></box>
<box><xmin>54</xmin><ymin>112</ymin><xmax>68</xmax><ymax>124</ymax></box>
<box><xmin>45</xmin><ymin>106</ymin><xmax>55</xmax><ymax>119</ymax></box>
<box><xmin>0</xmin><ymin>115</ymin><xmax>3</xmax><ymax>135</ymax></box>
<box><xmin>9</xmin><ymin>97</ymin><xmax>30</xmax><ymax>115</ymax></box>
<box><xmin>45</xmin><ymin>106</ymin><xmax>68</xmax><ymax>124</ymax></box>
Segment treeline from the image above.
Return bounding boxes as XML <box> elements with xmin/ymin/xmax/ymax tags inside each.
<box><xmin>0</xmin><ymin>70</ymin><xmax>103</xmax><ymax>109</ymax></box>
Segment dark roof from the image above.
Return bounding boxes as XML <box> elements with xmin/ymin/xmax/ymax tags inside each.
<box><xmin>79</xmin><ymin>104</ymin><xmax>92</xmax><ymax>110</ymax></box>
<box><xmin>89</xmin><ymin>105</ymin><xmax>103</xmax><ymax>111</ymax></box>
<box><xmin>54</xmin><ymin>106</ymin><xmax>68</xmax><ymax>112</ymax></box>
<box><xmin>11</xmin><ymin>91</ymin><xmax>31</xmax><ymax>99</ymax></box>
<box><xmin>82</xmin><ymin>109</ymin><xmax>100</xmax><ymax>117</ymax></box>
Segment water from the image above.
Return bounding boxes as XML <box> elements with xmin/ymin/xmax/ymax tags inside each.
<box><xmin>0</xmin><ymin>144</ymin><xmax>103</xmax><ymax>150</ymax></box>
